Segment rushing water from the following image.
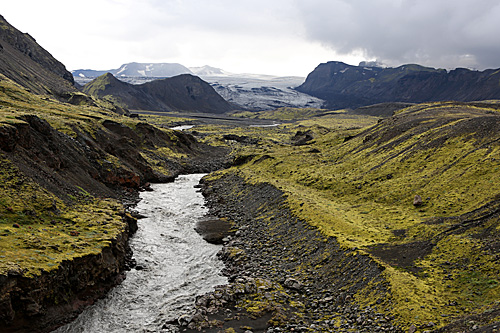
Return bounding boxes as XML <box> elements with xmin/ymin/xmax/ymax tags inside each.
<box><xmin>55</xmin><ymin>174</ymin><xmax>227</xmax><ymax>333</ymax></box>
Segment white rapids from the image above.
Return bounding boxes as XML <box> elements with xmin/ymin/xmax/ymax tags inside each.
<box><xmin>55</xmin><ymin>174</ymin><xmax>227</xmax><ymax>332</ymax></box>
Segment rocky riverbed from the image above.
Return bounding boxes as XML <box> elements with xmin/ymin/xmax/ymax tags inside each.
<box><xmin>180</xmin><ymin>172</ymin><xmax>403</xmax><ymax>333</ymax></box>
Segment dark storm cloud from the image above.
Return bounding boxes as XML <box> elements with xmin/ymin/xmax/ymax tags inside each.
<box><xmin>295</xmin><ymin>0</ymin><xmax>500</xmax><ymax>69</ymax></box>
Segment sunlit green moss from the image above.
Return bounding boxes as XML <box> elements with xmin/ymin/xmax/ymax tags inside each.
<box><xmin>208</xmin><ymin>101</ymin><xmax>500</xmax><ymax>329</ymax></box>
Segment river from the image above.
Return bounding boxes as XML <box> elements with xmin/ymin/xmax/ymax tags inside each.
<box><xmin>55</xmin><ymin>174</ymin><xmax>227</xmax><ymax>332</ymax></box>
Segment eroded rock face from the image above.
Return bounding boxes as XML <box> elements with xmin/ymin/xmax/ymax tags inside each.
<box><xmin>0</xmin><ymin>15</ymin><xmax>76</xmax><ymax>96</ymax></box>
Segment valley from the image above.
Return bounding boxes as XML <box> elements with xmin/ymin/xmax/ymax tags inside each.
<box><xmin>1</xmin><ymin>12</ymin><xmax>500</xmax><ymax>333</ymax></box>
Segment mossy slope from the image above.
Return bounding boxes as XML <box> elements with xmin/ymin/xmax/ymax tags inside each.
<box><xmin>206</xmin><ymin>101</ymin><xmax>500</xmax><ymax>331</ymax></box>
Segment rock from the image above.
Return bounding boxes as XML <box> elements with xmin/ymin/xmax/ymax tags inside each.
<box><xmin>284</xmin><ymin>277</ymin><xmax>303</xmax><ymax>291</ymax></box>
<box><xmin>408</xmin><ymin>324</ymin><xmax>417</xmax><ymax>333</ymax></box>
<box><xmin>195</xmin><ymin>216</ymin><xmax>231</xmax><ymax>244</ymax></box>
<box><xmin>413</xmin><ymin>195</ymin><xmax>423</xmax><ymax>207</ymax></box>
<box><xmin>12</xmin><ymin>224</ymin><xmax>20</xmax><ymax>228</ymax></box>
<box><xmin>142</xmin><ymin>182</ymin><xmax>153</xmax><ymax>191</ymax></box>
<box><xmin>178</xmin><ymin>314</ymin><xmax>191</xmax><ymax>326</ymax></box>
<box><xmin>292</xmin><ymin>130</ymin><xmax>314</xmax><ymax>146</ymax></box>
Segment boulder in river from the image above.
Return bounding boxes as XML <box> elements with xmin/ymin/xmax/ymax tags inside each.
<box><xmin>195</xmin><ymin>215</ymin><xmax>232</xmax><ymax>244</ymax></box>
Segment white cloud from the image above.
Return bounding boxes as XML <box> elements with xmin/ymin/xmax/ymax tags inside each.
<box><xmin>295</xmin><ymin>0</ymin><xmax>500</xmax><ymax>69</ymax></box>
<box><xmin>2</xmin><ymin>0</ymin><xmax>500</xmax><ymax>76</ymax></box>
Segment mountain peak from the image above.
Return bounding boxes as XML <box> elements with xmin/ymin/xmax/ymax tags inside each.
<box><xmin>82</xmin><ymin>72</ymin><xmax>233</xmax><ymax>114</ymax></box>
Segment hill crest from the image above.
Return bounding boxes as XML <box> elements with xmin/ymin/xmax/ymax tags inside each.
<box><xmin>83</xmin><ymin>73</ymin><xmax>233</xmax><ymax>113</ymax></box>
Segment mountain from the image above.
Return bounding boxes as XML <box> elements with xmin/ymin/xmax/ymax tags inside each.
<box><xmin>0</xmin><ymin>15</ymin><xmax>76</xmax><ymax>95</ymax></box>
<box><xmin>82</xmin><ymin>72</ymin><xmax>233</xmax><ymax>113</ymax></box>
<box><xmin>73</xmin><ymin>62</ymin><xmax>192</xmax><ymax>80</ymax></box>
<box><xmin>114</xmin><ymin>62</ymin><xmax>192</xmax><ymax>77</ymax></box>
<box><xmin>296</xmin><ymin>61</ymin><xmax>500</xmax><ymax>109</ymax></box>
<box><xmin>73</xmin><ymin>64</ymin><xmax>324</xmax><ymax>111</ymax></box>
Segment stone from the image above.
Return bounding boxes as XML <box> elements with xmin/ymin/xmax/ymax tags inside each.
<box><xmin>178</xmin><ymin>314</ymin><xmax>191</xmax><ymax>326</ymax></box>
<box><xmin>413</xmin><ymin>195</ymin><xmax>423</xmax><ymax>207</ymax></box>
<box><xmin>284</xmin><ymin>277</ymin><xmax>303</xmax><ymax>291</ymax></box>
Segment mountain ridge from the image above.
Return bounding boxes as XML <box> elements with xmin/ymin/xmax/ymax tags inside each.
<box><xmin>0</xmin><ymin>15</ymin><xmax>76</xmax><ymax>96</ymax></box>
<box><xmin>296</xmin><ymin>61</ymin><xmax>500</xmax><ymax>109</ymax></box>
<box><xmin>73</xmin><ymin>62</ymin><xmax>193</xmax><ymax>79</ymax></box>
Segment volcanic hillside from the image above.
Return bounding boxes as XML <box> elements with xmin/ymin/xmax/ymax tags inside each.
<box><xmin>83</xmin><ymin>73</ymin><xmax>234</xmax><ymax>114</ymax></box>
<box><xmin>297</xmin><ymin>61</ymin><xmax>500</xmax><ymax>109</ymax></box>
<box><xmin>0</xmin><ymin>15</ymin><xmax>75</xmax><ymax>96</ymax></box>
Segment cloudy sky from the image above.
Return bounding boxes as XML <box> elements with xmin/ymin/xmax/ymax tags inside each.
<box><xmin>3</xmin><ymin>0</ymin><xmax>500</xmax><ymax>76</ymax></box>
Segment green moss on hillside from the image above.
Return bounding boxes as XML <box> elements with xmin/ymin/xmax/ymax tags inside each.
<box><xmin>0</xmin><ymin>75</ymin><xmax>216</xmax><ymax>278</ymax></box>
<box><xmin>207</xmin><ymin>102</ymin><xmax>500</xmax><ymax>329</ymax></box>
<box><xmin>0</xmin><ymin>155</ymin><xmax>126</xmax><ymax>277</ymax></box>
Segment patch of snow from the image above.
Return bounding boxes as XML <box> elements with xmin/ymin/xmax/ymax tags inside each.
<box><xmin>116</xmin><ymin>65</ymin><xmax>128</xmax><ymax>75</ymax></box>
<box><xmin>249</xmin><ymin>123</ymin><xmax>281</xmax><ymax>128</ymax></box>
<box><xmin>340</xmin><ymin>68</ymin><xmax>349</xmax><ymax>73</ymax></box>
<box><xmin>138</xmin><ymin>70</ymin><xmax>146</xmax><ymax>76</ymax></box>
<box><xmin>79</xmin><ymin>73</ymin><xmax>85</xmax><ymax>77</ymax></box>
<box><xmin>170</xmin><ymin>125</ymin><xmax>195</xmax><ymax>131</ymax></box>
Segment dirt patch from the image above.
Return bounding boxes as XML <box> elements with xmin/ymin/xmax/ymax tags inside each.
<box><xmin>367</xmin><ymin>241</ymin><xmax>435</xmax><ymax>274</ymax></box>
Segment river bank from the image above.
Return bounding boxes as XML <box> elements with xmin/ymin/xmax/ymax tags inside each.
<box><xmin>182</xmin><ymin>171</ymin><xmax>400</xmax><ymax>333</ymax></box>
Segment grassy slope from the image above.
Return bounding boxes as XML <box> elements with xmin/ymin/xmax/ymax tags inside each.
<box><xmin>204</xmin><ymin>102</ymin><xmax>500</xmax><ymax>329</ymax></box>
<box><xmin>0</xmin><ymin>76</ymin><xmax>201</xmax><ymax>277</ymax></box>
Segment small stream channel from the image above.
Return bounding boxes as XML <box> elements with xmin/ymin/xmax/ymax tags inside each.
<box><xmin>55</xmin><ymin>174</ymin><xmax>227</xmax><ymax>332</ymax></box>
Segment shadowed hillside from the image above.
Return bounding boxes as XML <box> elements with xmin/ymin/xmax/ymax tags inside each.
<box><xmin>0</xmin><ymin>15</ymin><xmax>75</xmax><ymax>96</ymax></box>
<box><xmin>83</xmin><ymin>73</ymin><xmax>234</xmax><ymax>114</ymax></box>
<box><xmin>297</xmin><ymin>61</ymin><xmax>500</xmax><ymax>109</ymax></box>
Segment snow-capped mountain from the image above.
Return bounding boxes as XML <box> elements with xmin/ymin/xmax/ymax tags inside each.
<box><xmin>72</xmin><ymin>62</ymin><xmax>193</xmax><ymax>83</ymax></box>
<box><xmin>114</xmin><ymin>62</ymin><xmax>192</xmax><ymax>77</ymax></box>
<box><xmin>73</xmin><ymin>63</ymin><xmax>324</xmax><ymax>111</ymax></box>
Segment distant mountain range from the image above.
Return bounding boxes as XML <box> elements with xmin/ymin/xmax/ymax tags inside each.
<box><xmin>73</xmin><ymin>63</ymin><xmax>324</xmax><ymax>111</ymax></box>
<box><xmin>73</xmin><ymin>63</ymin><xmax>230</xmax><ymax>81</ymax></box>
<box><xmin>73</xmin><ymin>61</ymin><xmax>500</xmax><ymax>113</ymax></box>
<box><xmin>82</xmin><ymin>72</ymin><xmax>233</xmax><ymax>113</ymax></box>
<box><xmin>74</xmin><ymin>62</ymin><xmax>193</xmax><ymax>79</ymax></box>
<box><xmin>296</xmin><ymin>61</ymin><xmax>500</xmax><ymax>109</ymax></box>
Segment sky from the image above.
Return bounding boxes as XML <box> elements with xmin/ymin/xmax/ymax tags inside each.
<box><xmin>2</xmin><ymin>0</ymin><xmax>500</xmax><ymax>77</ymax></box>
